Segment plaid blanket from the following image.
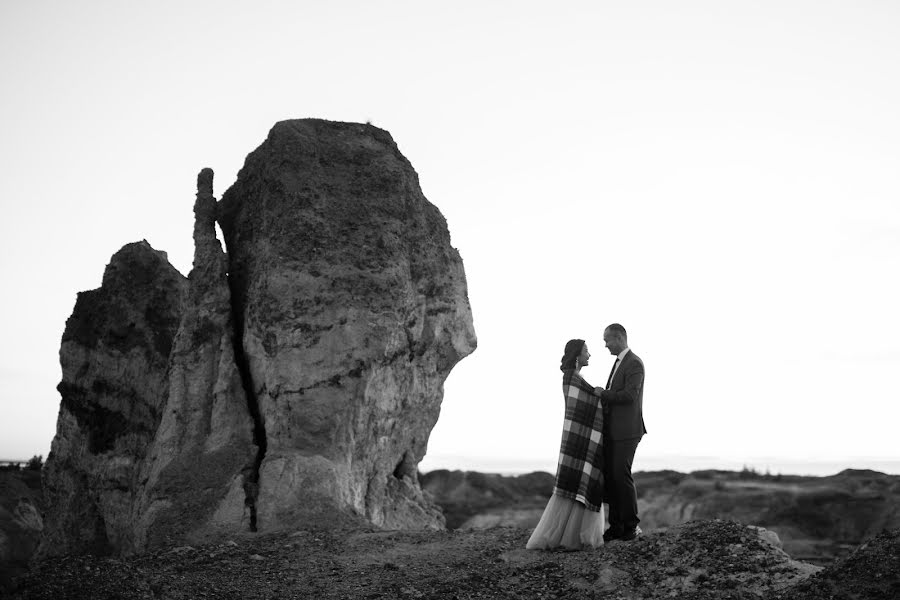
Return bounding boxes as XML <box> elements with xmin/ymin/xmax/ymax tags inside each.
<box><xmin>553</xmin><ymin>370</ymin><xmax>605</xmax><ymax>511</ymax></box>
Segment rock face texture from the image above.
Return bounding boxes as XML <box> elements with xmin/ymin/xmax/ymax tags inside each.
<box><xmin>218</xmin><ymin>119</ymin><xmax>476</xmax><ymax>530</ymax></box>
<box><xmin>40</xmin><ymin>119</ymin><xmax>476</xmax><ymax>556</ymax></box>
<box><xmin>41</xmin><ymin>241</ymin><xmax>187</xmax><ymax>556</ymax></box>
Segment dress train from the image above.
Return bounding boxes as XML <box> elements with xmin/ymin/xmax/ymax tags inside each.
<box><xmin>525</xmin><ymin>493</ymin><xmax>604</xmax><ymax>550</ymax></box>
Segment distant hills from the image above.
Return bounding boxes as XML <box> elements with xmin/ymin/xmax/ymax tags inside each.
<box><xmin>421</xmin><ymin>467</ymin><xmax>900</xmax><ymax>564</ymax></box>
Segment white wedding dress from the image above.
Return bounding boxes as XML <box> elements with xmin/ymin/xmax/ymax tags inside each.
<box><xmin>526</xmin><ymin>493</ymin><xmax>605</xmax><ymax>550</ymax></box>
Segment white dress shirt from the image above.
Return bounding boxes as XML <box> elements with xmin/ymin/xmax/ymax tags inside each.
<box><xmin>609</xmin><ymin>347</ymin><xmax>631</xmax><ymax>385</ymax></box>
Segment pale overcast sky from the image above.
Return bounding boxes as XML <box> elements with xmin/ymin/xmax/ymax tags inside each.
<box><xmin>2</xmin><ymin>1</ymin><xmax>898</xmax><ymax>475</ymax></box>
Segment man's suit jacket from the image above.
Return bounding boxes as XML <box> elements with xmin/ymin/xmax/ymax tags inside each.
<box><xmin>600</xmin><ymin>350</ymin><xmax>647</xmax><ymax>441</ymax></box>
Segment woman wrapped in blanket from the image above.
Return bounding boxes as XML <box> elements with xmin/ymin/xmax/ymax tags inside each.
<box><xmin>526</xmin><ymin>339</ymin><xmax>605</xmax><ymax>550</ymax></box>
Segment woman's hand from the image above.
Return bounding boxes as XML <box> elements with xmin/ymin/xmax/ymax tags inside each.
<box><xmin>593</xmin><ymin>386</ymin><xmax>604</xmax><ymax>395</ymax></box>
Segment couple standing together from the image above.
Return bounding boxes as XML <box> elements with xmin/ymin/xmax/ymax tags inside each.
<box><xmin>526</xmin><ymin>323</ymin><xmax>647</xmax><ymax>551</ymax></box>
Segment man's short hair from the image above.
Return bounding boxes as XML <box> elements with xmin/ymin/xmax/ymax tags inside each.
<box><xmin>606</xmin><ymin>323</ymin><xmax>627</xmax><ymax>339</ymax></box>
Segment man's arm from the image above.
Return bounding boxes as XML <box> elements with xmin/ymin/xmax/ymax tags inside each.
<box><xmin>600</xmin><ymin>361</ymin><xmax>643</xmax><ymax>405</ymax></box>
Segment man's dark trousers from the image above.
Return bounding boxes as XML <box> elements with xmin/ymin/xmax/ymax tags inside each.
<box><xmin>605</xmin><ymin>436</ymin><xmax>641</xmax><ymax>536</ymax></box>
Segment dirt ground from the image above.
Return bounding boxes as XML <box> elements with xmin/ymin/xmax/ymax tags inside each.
<box><xmin>16</xmin><ymin>518</ymin><xmax>887</xmax><ymax>600</ymax></box>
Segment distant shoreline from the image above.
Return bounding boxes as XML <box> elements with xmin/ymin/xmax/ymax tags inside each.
<box><xmin>419</xmin><ymin>455</ymin><xmax>900</xmax><ymax>477</ymax></box>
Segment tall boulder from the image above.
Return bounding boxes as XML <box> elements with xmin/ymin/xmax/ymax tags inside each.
<box><xmin>41</xmin><ymin>241</ymin><xmax>187</xmax><ymax>556</ymax></box>
<box><xmin>218</xmin><ymin>119</ymin><xmax>476</xmax><ymax>530</ymax></box>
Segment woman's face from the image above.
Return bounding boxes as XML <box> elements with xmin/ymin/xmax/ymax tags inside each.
<box><xmin>579</xmin><ymin>344</ymin><xmax>590</xmax><ymax>366</ymax></box>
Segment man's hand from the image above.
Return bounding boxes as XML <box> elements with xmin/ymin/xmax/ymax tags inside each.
<box><xmin>593</xmin><ymin>386</ymin><xmax>604</xmax><ymax>395</ymax></box>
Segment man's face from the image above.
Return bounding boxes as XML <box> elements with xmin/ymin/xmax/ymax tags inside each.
<box><xmin>604</xmin><ymin>330</ymin><xmax>624</xmax><ymax>355</ymax></box>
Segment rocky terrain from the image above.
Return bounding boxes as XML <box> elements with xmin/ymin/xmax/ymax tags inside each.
<box><xmin>9</xmin><ymin>516</ymin><xmax>900</xmax><ymax>599</ymax></box>
<box><xmin>7</xmin><ymin>466</ymin><xmax>900</xmax><ymax>596</ymax></box>
<box><xmin>421</xmin><ymin>467</ymin><xmax>900</xmax><ymax>564</ymax></box>
<box><xmin>37</xmin><ymin>118</ymin><xmax>476</xmax><ymax>560</ymax></box>
<box><xmin>0</xmin><ymin>467</ymin><xmax>43</xmax><ymax>594</ymax></box>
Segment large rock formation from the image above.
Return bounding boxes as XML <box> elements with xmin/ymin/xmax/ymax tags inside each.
<box><xmin>218</xmin><ymin>119</ymin><xmax>476</xmax><ymax>530</ymax></box>
<box><xmin>40</xmin><ymin>119</ymin><xmax>476</xmax><ymax>556</ymax></box>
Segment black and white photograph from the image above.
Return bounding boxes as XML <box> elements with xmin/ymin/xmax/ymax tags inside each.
<box><xmin>2</xmin><ymin>1</ymin><xmax>899</xmax><ymax>598</ymax></box>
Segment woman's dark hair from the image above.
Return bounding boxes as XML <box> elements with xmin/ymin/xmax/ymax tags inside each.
<box><xmin>560</xmin><ymin>339</ymin><xmax>585</xmax><ymax>372</ymax></box>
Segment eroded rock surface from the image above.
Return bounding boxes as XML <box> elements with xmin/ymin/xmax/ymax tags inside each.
<box><xmin>218</xmin><ymin>119</ymin><xmax>476</xmax><ymax>530</ymax></box>
<box><xmin>41</xmin><ymin>172</ymin><xmax>258</xmax><ymax>557</ymax></box>
<box><xmin>41</xmin><ymin>241</ymin><xmax>187</xmax><ymax>556</ymax></box>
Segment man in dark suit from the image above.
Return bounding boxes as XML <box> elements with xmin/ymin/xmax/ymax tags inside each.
<box><xmin>596</xmin><ymin>323</ymin><xmax>646</xmax><ymax>542</ymax></box>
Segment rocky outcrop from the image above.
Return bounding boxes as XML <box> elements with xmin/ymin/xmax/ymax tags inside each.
<box><xmin>218</xmin><ymin>119</ymin><xmax>476</xmax><ymax>530</ymax></box>
<box><xmin>40</xmin><ymin>119</ymin><xmax>476</xmax><ymax>556</ymax></box>
<box><xmin>131</xmin><ymin>169</ymin><xmax>257</xmax><ymax>549</ymax></box>
<box><xmin>40</xmin><ymin>172</ymin><xmax>260</xmax><ymax>557</ymax></box>
<box><xmin>787</xmin><ymin>526</ymin><xmax>900</xmax><ymax>599</ymax></box>
<box><xmin>41</xmin><ymin>241</ymin><xmax>187</xmax><ymax>556</ymax></box>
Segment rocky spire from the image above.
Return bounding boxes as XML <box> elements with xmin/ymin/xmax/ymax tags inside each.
<box><xmin>132</xmin><ymin>169</ymin><xmax>258</xmax><ymax>549</ymax></box>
